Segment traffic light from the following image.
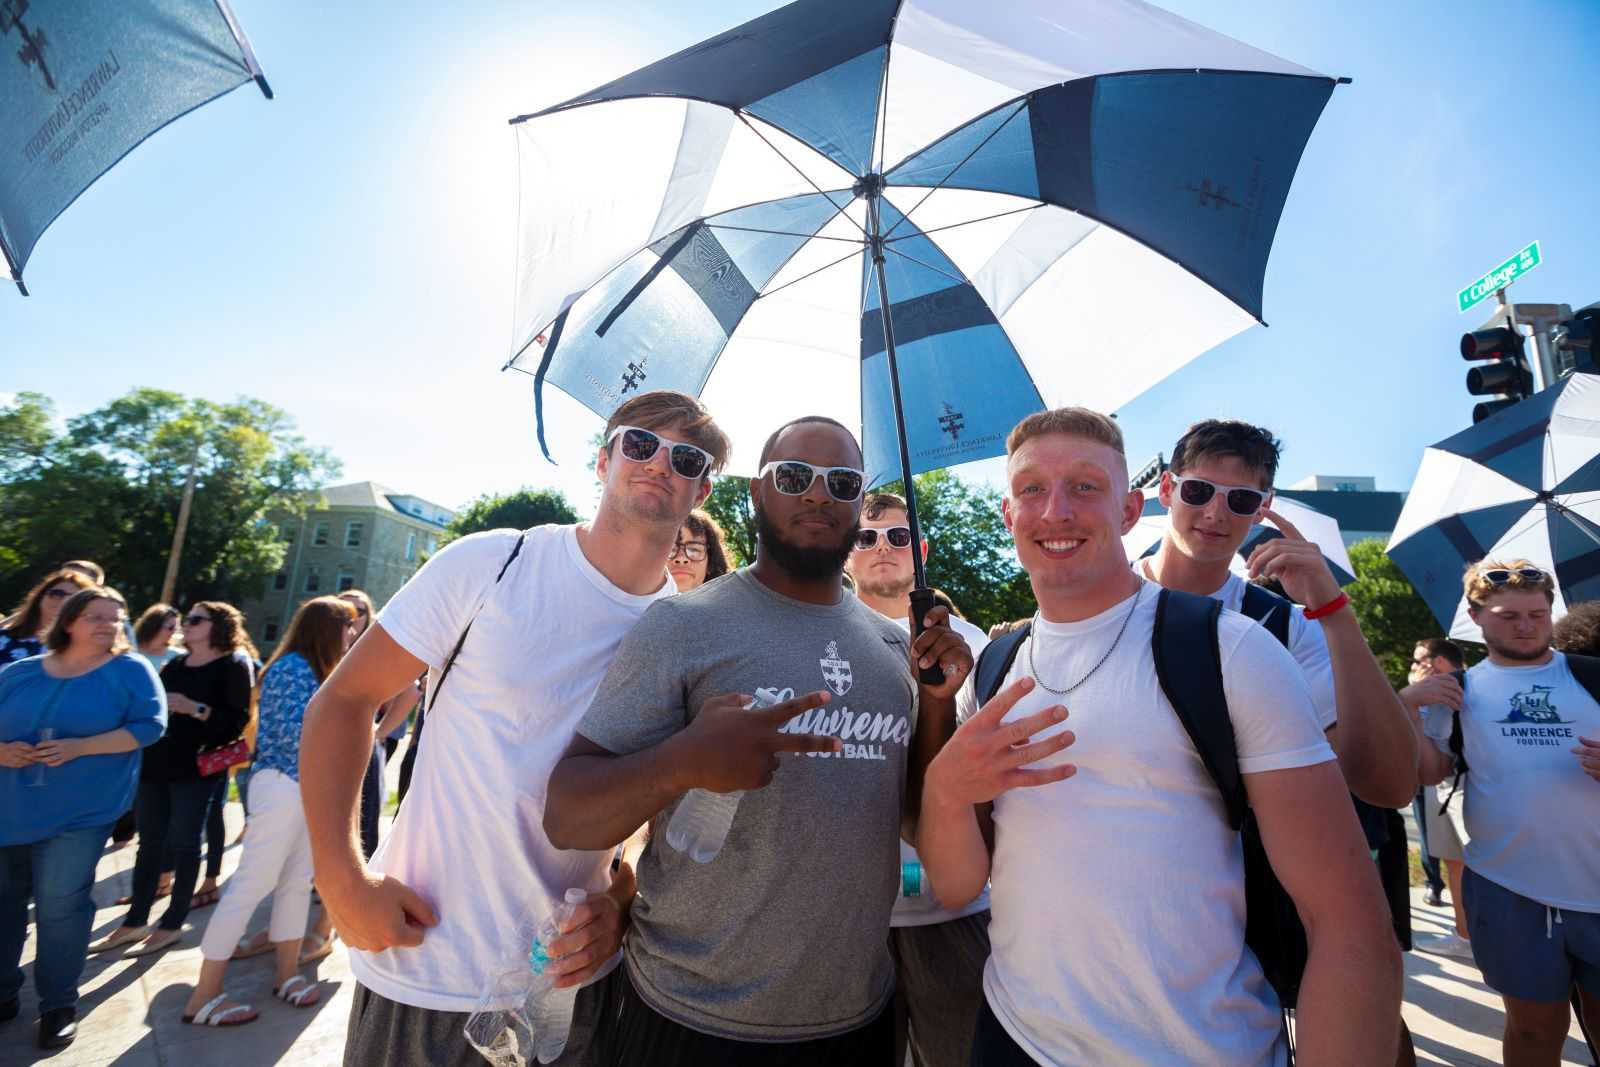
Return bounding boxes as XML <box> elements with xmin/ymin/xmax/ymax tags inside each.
<box><xmin>1553</xmin><ymin>305</ymin><xmax>1599</xmax><ymax>378</ymax></box>
<box><xmin>1462</xmin><ymin>324</ymin><xmax>1532</xmax><ymax>423</ymax></box>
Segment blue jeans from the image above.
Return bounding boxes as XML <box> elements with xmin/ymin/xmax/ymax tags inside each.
<box><xmin>0</xmin><ymin>823</ymin><xmax>114</xmax><ymax>1012</ymax></box>
<box><xmin>126</xmin><ymin>778</ymin><xmax>214</xmax><ymax>931</ymax></box>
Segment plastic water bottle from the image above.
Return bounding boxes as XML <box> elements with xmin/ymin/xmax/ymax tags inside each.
<box><xmin>462</xmin><ymin>887</ymin><xmax>587</xmax><ymax>1066</ymax></box>
<box><xmin>524</xmin><ymin>887</ymin><xmax>586</xmax><ymax>1064</ymax></box>
<box><xmin>666</xmin><ymin>687</ymin><xmax>792</xmax><ymax>863</ymax></box>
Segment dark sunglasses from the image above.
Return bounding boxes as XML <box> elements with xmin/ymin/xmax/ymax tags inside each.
<box><xmin>1481</xmin><ymin>566</ymin><xmax>1548</xmax><ymax>586</ymax></box>
<box><xmin>44</xmin><ymin>588</ymin><xmax>73</xmax><ymax>600</ymax></box>
<box><xmin>1173</xmin><ymin>475</ymin><xmax>1268</xmax><ymax>518</ymax></box>
<box><xmin>854</xmin><ymin>526</ymin><xmax>912</xmax><ymax>551</ymax></box>
<box><xmin>758</xmin><ymin>460</ymin><xmax>864</xmax><ymax>502</ymax></box>
<box><xmin>607</xmin><ymin>425</ymin><xmax>713</xmax><ymax>480</ymax></box>
<box><xmin>184</xmin><ymin>614</ymin><xmax>211</xmax><ymax>626</ymax></box>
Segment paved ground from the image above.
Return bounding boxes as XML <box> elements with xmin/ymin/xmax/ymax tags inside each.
<box><xmin>4</xmin><ymin>776</ymin><xmax>1594</xmax><ymax>1066</ymax></box>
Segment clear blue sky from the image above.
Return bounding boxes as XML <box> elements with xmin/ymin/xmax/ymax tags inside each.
<box><xmin>5</xmin><ymin>0</ymin><xmax>1599</xmax><ymax>515</ymax></box>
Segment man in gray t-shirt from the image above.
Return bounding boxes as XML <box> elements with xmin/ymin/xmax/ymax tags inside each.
<box><xmin>545</xmin><ymin>416</ymin><xmax>973</xmax><ymax>1066</ymax></box>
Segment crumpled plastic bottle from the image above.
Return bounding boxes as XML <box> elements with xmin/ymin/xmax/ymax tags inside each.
<box><xmin>464</xmin><ymin>887</ymin><xmax>587</xmax><ymax>1066</ymax></box>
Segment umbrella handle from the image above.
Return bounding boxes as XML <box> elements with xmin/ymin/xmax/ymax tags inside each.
<box><xmin>908</xmin><ymin>588</ymin><xmax>946</xmax><ymax>686</ymax></box>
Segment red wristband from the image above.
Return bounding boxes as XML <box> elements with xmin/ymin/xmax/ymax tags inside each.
<box><xmin>1304</xmin><ymin>592</ymin><xmax>1350</xmax><ymax>620</ymax></box>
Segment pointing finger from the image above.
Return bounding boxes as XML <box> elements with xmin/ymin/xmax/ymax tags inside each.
<box><xmin>1003</xmin><ymin>763</ymin><xmax>1077</xmax><ymax>790</ymax></box>
<box><xmin>771</xmin><ymin>732</ymin><xmax>843</xmax><ymax>755</ymax></box>
<box><xmin>1005</xmin><ymin>730</ymin><xmax>1076</xmax><ymax>769</ymax></box>
<box><xmin>1259</xmin><ymin>506</ymin><xmax>1304</xmax><ymax>542</ymax></box>
<box><xmin>755</xmin><ymin>690</ymin><xmax>831</xmax><ymax>725</ymax></box>
<box><xmin>973</xmin><ymin>676</ymin><xmax>1036</xmax><ymax>724</ymax></box>
<box><xmin>1001</xmin><ymin>704</ymin><xmax>1068</xmax><ymax>748</ymax></box>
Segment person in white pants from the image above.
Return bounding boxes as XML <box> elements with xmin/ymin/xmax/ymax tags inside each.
<box><xmin>182</xmin><ymin>597</ymin><xmax>360</xmax><ymax>1027</ymax></box>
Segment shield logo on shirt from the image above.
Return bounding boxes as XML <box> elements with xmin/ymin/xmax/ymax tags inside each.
<box><xmin>820</xmin><ymin>639</ymin><xmax>852</xmax><ymax>696</ymax></box>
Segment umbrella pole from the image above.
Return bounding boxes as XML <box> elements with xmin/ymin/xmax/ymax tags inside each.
<box><xmin>867</xmin><ymin>189</ymin><xmax>942</xmax><ymax>684</ymax></box>
<box><xmin>0</xmin><ymin>236</ymin><xmax>27</xmax><ymax>296</ymax></box>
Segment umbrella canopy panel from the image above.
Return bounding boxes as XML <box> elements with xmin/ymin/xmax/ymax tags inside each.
<box><xmin>1126</xmin><ymin>491</ymin><xmax>1357</xmax><ymax>587</ymax></box>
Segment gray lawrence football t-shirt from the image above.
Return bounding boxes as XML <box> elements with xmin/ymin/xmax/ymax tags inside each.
<box><xmin>576</xmin><ymin>568</ymin><xmax>918</xmax><ymax>1042</ymax></box>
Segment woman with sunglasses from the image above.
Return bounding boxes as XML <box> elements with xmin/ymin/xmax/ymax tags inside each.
<box><xmin>97</xmin><ymin>602</ymin><xmax>255</xmax><ymax>958</ymax></box>
<box><xmin>669</xmin><ymin>509</ymin><xmax>733</xmax><ymax>593</ymax></box>
<box><xmin>0</xmin><ymin>588</ymin><xmax>166</xmax><ymax>1050</ymax></box>
<box><xmin>0</xmin><ymin>570</ymin><xmax>95</xmax><ymax>668</ymax></box>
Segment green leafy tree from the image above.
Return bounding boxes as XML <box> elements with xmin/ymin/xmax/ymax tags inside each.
<box><xmin>1345</xmin><ymin>538</ymin><xmax>1452</xmax><ymax>686</ymax></box>
<box><xmin>702</xmin><ymin>476</ymin><xmax>757</xmax><ymax>566</ymax></box>
<box><xmin>0</xmin><ymin>389</ymin><xmax>339</xmax><ymax>611</ymax></box>
<box><xmin>443</xmin><ymin>488</ymin><xmax>581</xmax><ymax>545</ymax></box>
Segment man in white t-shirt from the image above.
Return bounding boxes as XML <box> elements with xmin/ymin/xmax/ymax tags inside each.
<box><xmin>1137</xmin><ymin>419</ymin><xmax>1418</xmax><ymax>808</ymax></box>
<box><xmin>845</xmin><ymin>491</ymin><xmax>992</xmax><ymax>1067</ymax></box>
<box><xmin>298</xmin><ymin>391</ymin><xmax>731</xmax><ymax>1066</ymax></box>
<box><xmin>1416</xmin><ymin>560</ymin><xmax>1600</xmax><ymax>1067</ymax></box>
<box><xmin>919</xmin><ymin>407</ymin><xmax>1401</xmax><ymax>1066</ymax></box>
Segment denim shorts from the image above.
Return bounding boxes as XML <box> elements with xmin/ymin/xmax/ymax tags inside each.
<box><xmin>1463</xmin><ymin>866</ymin><xmax>1600</xmax><ymax>1003</ymax></box>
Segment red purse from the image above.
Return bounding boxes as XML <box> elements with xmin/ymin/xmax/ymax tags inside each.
<box><xmin>196</xmin><ymin>737</ymin><xmax>251</xmax><ymax>777</ymax></box>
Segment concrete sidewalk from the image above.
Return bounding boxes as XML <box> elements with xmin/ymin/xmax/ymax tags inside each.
<box><xmin>5</xmin><ymin>800</ymin><xmax>1594</xmax><ymax>1065</ymax></box>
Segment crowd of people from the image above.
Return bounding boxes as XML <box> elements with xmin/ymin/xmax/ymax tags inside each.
<box><xmin>2</xmin><ymin>387</ymin><xmax>1597</xmax><ymax>1066</ymax></box>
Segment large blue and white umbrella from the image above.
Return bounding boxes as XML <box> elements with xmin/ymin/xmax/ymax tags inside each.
<box><xmin>507</xmin><ymin>0</ymin><xmax>1341</xmax><ymax>589</ymax></box>
<box><xmin>1387</xmin><ymin>373</ymin><xmax>1600</xmax><ymax>641</ymax></box>
<box><xmin>0</xmin><ymin>0</ymin><xmax>271</xmax><ymax>295</ymax></box>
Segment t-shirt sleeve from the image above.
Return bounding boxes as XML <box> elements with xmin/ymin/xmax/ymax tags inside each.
<box><xmin>1220</xmin><ymin>618</ymin><xmax>1337</xmax><ymax>775</ymax></box>
<box><xmin>1287</xmin><ymin>610</ymin><xmax>1338</xmax><ymax>731</ymax></box>
<box><xmin>377</xmin><ymin>528</ymin><xmax>525</xmax><ymax>669</ymax></box>
<box><xmin>118</xmin><ymin>656</ymin><xmax>168</xmax><ymax>747</ymax></box>
<box><xmin>576</xmin><ymin>602</ymin><xmax>692</xmax><ymax>755</ymax></box>
<box><xmin>955</xmin><ymin>673</ymin><xmax>978</xmax><ymax>725</ymax></box>
<box><xmin>1419</xmin><ymin>704</ymin><xmax>1454</xmax><ymax>754</ymax></box>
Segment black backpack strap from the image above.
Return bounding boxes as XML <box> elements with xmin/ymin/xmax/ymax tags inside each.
<box><xmin>1238</xmin><ymin>582</ymin><xmax>1292</xmax><ymax>649</ymax></box>
<box><xmin>1562</xmin><ymin>652</ymin><xmax>1600</xmax><ymax>706</ymax></box>
<box><xmin>1151</xmin><ymin>588</ymin><xmax>1246</xmax><ymax>831</ymax></box>
<box><xmin>1438</xmin><ymin>668</ymin><xmax>1468</xmax><ymax>815</ymax></box>
<box><xmin>975</xmin><ymin>623</ymin><xmax>1032</xmax><ymax>707</ymax></box>
<box><xmin>425</xmin><ymin>531</ymin><xmax>528</xmax><ymax>714</ymax></box>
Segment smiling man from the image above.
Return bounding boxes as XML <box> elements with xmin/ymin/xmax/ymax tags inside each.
<box><xmin>918</xmin><ymin>407</ymin><xmax>1400</xmax><ymax>1066</ymax></box>
<box><xmin>544</xmin><ymin>415</ymin><xmax>973</xmax><ymax>1066</ymax></box>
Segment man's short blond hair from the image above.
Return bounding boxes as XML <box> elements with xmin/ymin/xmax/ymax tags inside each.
<box><xmin>1006</xmin><ymin>407</ymin><xmax>1125</xmax><ymax>458</ymax></box>
<box><xmin>604</xmin><ymin>390</ymin><xmax>732</xmax><ymax>476</ymax></box>
<box><xmin>1464</xmin><ymin>558</ymin><xmax>1556</xmax><ymax>609</ymax></box>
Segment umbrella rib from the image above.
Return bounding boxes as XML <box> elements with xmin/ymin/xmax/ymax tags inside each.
<box><xmin>756</xmin><ymin>246</ymin><xmax>864</xmax><ymax>301</ymax></box>
<box><xmin>883</xmin><ymin>203</ymin><xmax>1042</xmax><ymax>244</ymax></box>
<box><xmin>883</xmin><ymin>243</ymin><xmax>967</xmax><ymax>288</ymax></box>
<box><xmin>881</xmin><ymin>100</ymin><xmax>1028</xmax><ymax>242</ymax></box>
<box><xmin>708</xmin><ymin>223</ymin><xmax>863</xmax><ymax>243</ymax></box>
<box><xmin>736</xmin><ymin>114</ymin><xmax>866</xmax><ymax>237</ymax></box>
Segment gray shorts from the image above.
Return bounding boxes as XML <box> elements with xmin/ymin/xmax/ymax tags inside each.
<box><xmin>1463</xmin><ymin>867</ymin><xmax>1600</xmax><ymax>1004</ymax></box>
<box><xmin>343</xmin><ymin>966</ymin><xmax>623</xmax><ymax>1067</ymax></box>
<box><xmin>889</xmin><ymin>910</ymin><xmax>991</xmax><ymax>1067</ymax></box>
<box><xmin>1421</xmin><ymin>786</ymin><xmax>1465</xmax><ymax>862</ymax></box>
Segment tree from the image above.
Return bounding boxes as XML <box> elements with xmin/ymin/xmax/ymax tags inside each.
<box><xmin>1345</xmin><ymin>538</ymin><xmax>1452</xmax><ymax>686</ymax></box>
<box><xmin>702</xmin><ymin>476</ymin><xmax>757</xmax><ymax>566</ymax></box>
<box><xmin>443</xmin><ymin>488</ymin><xmax>580</xmax><ymax>544</ymax></box>
<box><xmin>0</xmin><ymin>389</ymin><xmax>339</xmax><ymax>612</ymax></box>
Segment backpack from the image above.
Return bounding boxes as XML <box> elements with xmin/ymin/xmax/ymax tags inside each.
<box><xmin>973</xmin><ymin>585</ymin><xmax>1310</xmax><ymax>1009</ymax></box>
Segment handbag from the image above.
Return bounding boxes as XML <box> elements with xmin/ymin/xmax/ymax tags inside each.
<box><xmin>196</xmin><ymin>737</ymin><xmax>251</xmax><ymax>777</ymax></box>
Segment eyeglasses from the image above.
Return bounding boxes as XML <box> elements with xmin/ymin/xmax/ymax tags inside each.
<box><xmin>1480</xmin><ymin>566</ymin><xmax>1548</xmax><ymax>586</ymax></box>
<box><xmin>607</xmin><ymin>425</ymin><xmax>714</xmax><ymax>480</ymax></box>
<box><xmin>671</xmin><ymin>541</ymin><xmax>708</xmax><ymax>562</ymax></box>
<box><xmin>1172</xmin><ymin>475</ymin><xmax>1268</xmax><ymax>518</ymax></box>
<box><xmin>854</xmin><ymin>526</ymin><xmax>912</xmax><ymax>551</ymax></box>
<box><xmin>184</xmin><ymin>614</ymin><xmax>211</xmax><ymax>626</ymax></box>
<box><xmin>44</xmin><ymin>588</ymin><xmax>73</xmax><ymax>600</ymax></box>
<box><xmin>758</xmin><ymin>460</ymin><xmax>865</xmax><ymax>503</ymax></box>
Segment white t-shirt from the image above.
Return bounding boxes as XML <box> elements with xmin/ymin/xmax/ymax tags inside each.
<box><xmin>352</xmin><ymin>525</ymin><xmax>675</xmax><ymax>1012</ymax></box>
<box><xmin>956</xmin><ymin>583</ymin><xmax>1334</xmax><ymax>1066</ymax></box>
<box><xmin>1137</xmin><ymin>559</ymin><xmax>1337</xmax><ymax>731</ymax></box>
<box><xmin>890</xmin><ymin>610</ymin><xmax>991</xmax><ymax>928</ymax></box>
<box><xmin>1421</xmin><ymin>653</ymin><xmax>1600</xmax><ymax>912</ymax></box>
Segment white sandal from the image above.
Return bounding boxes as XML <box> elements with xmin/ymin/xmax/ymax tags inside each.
<box><xmin>184</xmin><ymin>994</ymin><xmax>257</xmax><ymax>1027</ymax></box>
<box><xmin>274</xmin><ymin>975</ymin><xmax>319</xmax><ymax>1008</ymax></box>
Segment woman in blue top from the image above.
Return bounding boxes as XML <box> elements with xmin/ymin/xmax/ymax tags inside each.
<box><xmin>180</xmin><ymin>595</ymin><xmax>357</xmax><ymax>1028</ymax></box>
<box><xmin>0</xmin><ymin>587</ymin><xmax>166</xmax><ymax>1051</ymax></box>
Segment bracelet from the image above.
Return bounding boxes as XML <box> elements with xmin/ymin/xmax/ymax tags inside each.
<box><xmin>1304</xmin><ymin>592</ymin><xmax>1350</xmax><ymax>620</ymax></box>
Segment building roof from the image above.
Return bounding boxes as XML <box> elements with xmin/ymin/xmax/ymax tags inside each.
<box><xmin>311</xmin><ymin>482</ymin><xmax>455</xmax><ymax>526</ymax></box>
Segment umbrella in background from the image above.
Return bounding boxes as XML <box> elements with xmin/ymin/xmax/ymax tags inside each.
<box><xmin>1125</xmin><ymin>490</ymin><xmax>1357</xmax><ymax>587</ymax></box>
<box><xmin>1387</xmin><ymin>373</ymin><xmax>1600</xmax><ymax>641</ymax></box>
<box><xmin>0</xmin><ymin>0</ymin><xmax>271</xmax><ymax>294</ymax></box>
<box><xmin>506</xmin><ymin>0</ymin><xmax>1343</xmax><ymax>616</ymax></box>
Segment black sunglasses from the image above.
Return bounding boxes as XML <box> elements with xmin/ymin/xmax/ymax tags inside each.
<box><xmin>854</xmin><ymin>526</ymin><xmax>912</xmax><ymax>551</ymax></box>
<box><xmin>758</xmin><ymin>460</ymin><xmax>865</xmax><ymax>502</ymax></box>
<box><xmin>184</xmin><ymin>614</ymin><xmax>211</xmax><ymax>626</ymax></box>
<box><xmin>607</xmin><ymin>425</ymin><xmax>713</xmax><ymax>480</ymax></box>
<box><xmin>1481</xmin><ymin>566</ymin><xmax>1548</xmax><ymax>586</ymax></box>
<box><xmin>1173</xmin><ymin>475</ymin><xmax>1268</xmax><ymax>518</ymax></box>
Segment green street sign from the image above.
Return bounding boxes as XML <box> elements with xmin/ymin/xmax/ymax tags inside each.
<box><xmin>1458</xmin><ymin>241</ymin><xmax>1542</xmax><ymax>313</ymax></box>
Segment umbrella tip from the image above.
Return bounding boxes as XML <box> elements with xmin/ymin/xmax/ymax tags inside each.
<box><xmin>1335</xmin><ymin>76</ymin><xmax>1353</xmax><ymax>85</ymax></box>
<box><xmin>254</xmin><ymin>73</ymin><xmax>274</xmax><ymax>100</ymax></box>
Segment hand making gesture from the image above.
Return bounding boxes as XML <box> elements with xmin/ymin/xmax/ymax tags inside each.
<box><xmin>676</xmin><ymin>689</ymin><xmax>841</xmax><ymax>793</ymax></box>
<box><xmin>926</xmin><ymin>676</ymin><xmax>1076</xmax><ymax>807</ymax></box>
<box><xmin>1246</xmin><ymin>507</ymin><xmax>1342</xmax><ymax>611</ymax></box>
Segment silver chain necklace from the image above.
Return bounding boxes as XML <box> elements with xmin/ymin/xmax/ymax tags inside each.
<box><xmin>1026</xmin><ymin>583</ymin><xmax>1146</xmax><ymax>696</ymax></box>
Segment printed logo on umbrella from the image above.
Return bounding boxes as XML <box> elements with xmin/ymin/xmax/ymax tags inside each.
<box><xmin>2</xmin><ymin>0</ymin><xmax>57</xmax><ymax>92</ymax></box>
<box><xmin>938</xmin><ymin>403</ymin><xmax>964</xmax><ymax>442</ymax></box>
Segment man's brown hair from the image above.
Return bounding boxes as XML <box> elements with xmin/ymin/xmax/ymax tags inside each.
<box><xmin>604</xmin><ymin>390</ymin><xmax>731</xmax><ymax>477</ymax></box>
<box><xmin>862</xmin><ymin>492</ymin><xmax>907</xmax><ymax>522</ymax></box>
<box><xmin>1464</xmin><ymin>558</ymin><xmax>1555</xmax><ymax>610</ymax></box>
<box><xmin>1006</xmin><ymin>408</ymin><xmax>1124</xmax><ymax>458</ymax></box>
<box><xmin>1415</xmin><ymin>636</ymin><xmax>1464</xmax><ymax>669</ymax></box>
<box><xmin>1553</xmin><ymin>601</ymin><xmax>1600</xmax><ymax>656</ymax></box>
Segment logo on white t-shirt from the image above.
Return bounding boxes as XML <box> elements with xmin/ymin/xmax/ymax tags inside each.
<box><xmin>820</xmin><ymin>640</ymin><xmax>853</xmax><ymax>696</ymax></box>
<box><xmin>1498</xmin><ymin>684</ymin><xmax>1578</xmax><ymax>747</ymax></box>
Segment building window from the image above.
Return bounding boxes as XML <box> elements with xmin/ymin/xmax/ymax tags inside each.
<box><xmin>304</xmin><ymin>567</ymin><xmax>321</xmax><ymax>593</ymax></box>
<box><xmin>313</xmin><ymin>521</ymin><xmax>330</xmax><ymax>546</ymax></box>
<box><xmin>405</xmin><ymin>533</ymin><xmax>417</xmax><ymax>562</ymax></box>
<box><xmin>427</xmin><ymin>537</ymin><xmax>438</xmax><ymax>554</ymax></box>
<box><xmin>336</xmin><ymin>570</ymin><xmax>356</xmax><ymax>592</ymax></box>
<box><xmin>345</xmin><ymin>521</ymin><xmax>364</xmax><ymax>548</ymax></box>
<box><xmin>263</xmin><ymin>617</ymin><xmax>280</xmax><ymax>642</ymax></box>
<box><xmin>272</xmin><ymin>571</ymin><xmax>288</xmax><ymax>591</ymax></box>
<box><xmin>280</xmin><ymin>522</ymin><xmax>296</xmax><ymax>543</ymax></box>
<box><xmin>1335</xmin><ymin>481</ymin><xmax>1360</xmax><ymax>493</ymax></box>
